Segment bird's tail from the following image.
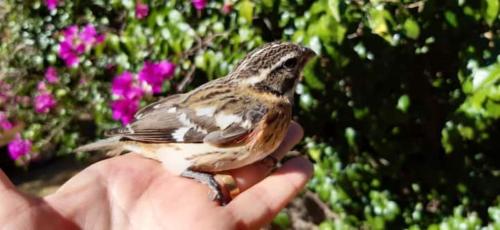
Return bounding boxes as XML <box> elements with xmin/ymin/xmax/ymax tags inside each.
<box><xmin>74</xmin><ymin>136</ymin><xmax>124</xmax><ymax>156</ymax></box>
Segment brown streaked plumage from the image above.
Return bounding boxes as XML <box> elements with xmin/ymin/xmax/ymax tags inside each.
<box><xmin>76</xmin><ymin>41</ymin><xmax>316</xmax><ymax>204</ymax></box>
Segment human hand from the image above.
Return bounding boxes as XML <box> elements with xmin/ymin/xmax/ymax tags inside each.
<box><xmin>0</xmin><ymin>122</ymin><xmax>312</xmax><ymax>229</ymax></box>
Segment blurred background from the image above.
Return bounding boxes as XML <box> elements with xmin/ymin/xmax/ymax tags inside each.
<box><xmin>1</xmin><ymin>0</ymin><xmax>499</xmax><ymax>229</ymax></box>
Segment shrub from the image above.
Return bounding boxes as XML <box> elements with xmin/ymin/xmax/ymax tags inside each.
<box><xmin>1</xmin><ymin>0</ymin><xmax>499</xmax><ymax>228</ymax></box>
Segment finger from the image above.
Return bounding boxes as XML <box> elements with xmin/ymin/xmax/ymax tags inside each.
<box><xmin>226</xmin><ymin>157</ymin><xmax>313</xmax><ymax>229</ymax></box>
<box><xmin>0</xmin><ymin>169</ymin><xmax>15</xmax><ymax>192</ymax></box>
<box><xmin>268</xmin><ymin>121</ymin><xmax>304</xmax><ymax>161</ymax></box>
<box><xmin>228</xmin><ymin>121</ymin><xmax>304</xmax><ymax>192</ymax></box>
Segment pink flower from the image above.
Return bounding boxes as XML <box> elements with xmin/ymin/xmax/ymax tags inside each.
<box><xmin>44</xmin><ymin>0</ymin><xmax>58</xmax><ymax>11</ymax></box>
<box><xmin>192</xmin><ymin>0</ymin><xmax>207</xmax><ymax>10</ymax></box>
<box><xmin>0</xmin><ymin>81</ymin><xmax>12</xmax><ymax>104</ymax></box>
<box><xmin>111</xmin><ymin>72</ymin><xmax>144</xmax><ymax>100</ymax></box>
<box><xmin>34</xmin><ymin>92</ymin><xmax>57</xmax><ymax>113</ymax></box>
<box><xmin>222</xmin><ymin>2</ymin><xmax>232</xmax><ymax>14</ymax></box>
<box><xmin>80</xmin><ymin>24</ymin><xmax>97</xmax><ymax>46</ymax></box>
<box><xmin>63</xmin><ymin>25</ymin><xmax>79</xmax><ymax>43</ymax></box>
<box><xmin>95</xmin><ymin>34</ymin><xmax>106</xmax><ymax>44</ymax></box>
<box><xmin>58</xmin><ymin>40</ymin><xmax>80</xmax><ymax>67</ymax></box>
<box><xmin>0</xmin><ymin>119</ymin><xmax>13</xmax><ymax>130</ymax></box>
<box><xmin>57</xmin><ymin>25</ymin><xmax>105</xmax><ymax>67</ymax></box>
<box><xmin>0</xmin><ymin>113</ymin><xmax>12</xmax><ymax>130</ymax></box>
<box><xmin>111</xmin><ymin>98</ymin><xmax>139</xmax><ymax>125</ymax></box>
<box><xmin>45</xmin><ymin>67</ymin><xmax>59</xmax><ymax>84</ymax></box>
<box><xmin>7</xmin><ymin>134</ymin><xmax>32</xmax><ymax>160</ymax></box>
<box><xmin>112</xmin><ymin>72</ymin><xmax>133</xmax><ymax>95</ymax></box>
<box><xmin>138</xmin><ymin>61</ymin><xmax>175</xmax><ymax>93</ymax></box>
<box><xmin>37</xmin><ymin>81</ymin><xmax>47</xmax><ymax>91</ymax></box>
<box><xmin>135</xmin><ymin>3</ymin><xmax>149</xmax><ymax>19</ymax></box>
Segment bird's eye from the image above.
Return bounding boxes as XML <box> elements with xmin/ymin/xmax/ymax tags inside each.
<box><xmin>283</xmin><ymin>58</ymin><xmax>298</xmax><ymax>69</ymax></box>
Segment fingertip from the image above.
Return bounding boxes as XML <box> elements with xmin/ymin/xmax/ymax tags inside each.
<box><xmin>280</xmin><ymin>156</ymin><xmax>313</xmax><ymax>180</ymax></box>
<box><xmin>288</xmin><ymin>121</ymin><xmax>304</xmax><ymax>142</ymax></box>
<box><xmin>227</xmin><ymin>157</ymin><xmax>313</xmax><ymax>228</ymax></box>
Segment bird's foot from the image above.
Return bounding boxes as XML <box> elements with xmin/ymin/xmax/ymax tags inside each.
<box><xmin>180</xmin><ymin>170</ymin><xmax>230</xmax><ymax>205</ymax></box>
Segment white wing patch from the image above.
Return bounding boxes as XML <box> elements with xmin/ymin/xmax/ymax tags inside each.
<box><xmin>240</xmin><ymin>119</ymin><xmax>252</xmax><ymax>129</ymax></box>
<box><xmin>167</xmin><ymin>107</ymin><xmax>177</xmax><ymax>113</ymax></box>
<box><xmin>178</xmin><ymin>112</ymin><xmax>209</xmax><ymax>134</ymax></box>
<box><xmin>215</xmin><ymin>113</ymin><xmax>243</xmax><ymax>129</ymax></box>
<box><xmin>172</xmin><ymin>127</ymin><xmax>190</xmax><ymax>142</ymax></box>
<box><xmin>126</xmin><ymin>124</ymin><xmax>135</xmax><ymax>134</ymax></box>
<box><xmin>195</xmin><ymin>107</ymin><xmax>216</xmax><ymax>117</ymax></box>
<box><xmin>178</xmin><ymin>113</ymin><xmax>194</xmax><ymax>126</ymax></box>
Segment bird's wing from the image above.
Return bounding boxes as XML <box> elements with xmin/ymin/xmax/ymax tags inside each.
<box><xmin>106</xmin><ymin>93</ymin><xmax>268</xmax><ymax>146</ymax></box>
<box><xmin>133</xmin><ymin>94</ymin><xmax>182</xmax><ymax>119</ymax></box>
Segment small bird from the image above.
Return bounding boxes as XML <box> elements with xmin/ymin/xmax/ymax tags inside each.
<box><xmin>76</xmin><ymin>42</ymin><xmax>316</xmax><ymax>204</ymax></box>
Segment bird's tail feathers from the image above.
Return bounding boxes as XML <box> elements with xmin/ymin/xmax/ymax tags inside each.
<box><xmin>74</xmin><ymin>136</ymin><xmax>124</xmax><ymax>156</ymax></box>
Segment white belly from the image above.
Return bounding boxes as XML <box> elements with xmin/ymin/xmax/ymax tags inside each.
<box><xmin>123</xmin><ymin>142</ymin><xmax>257</xmax><ymax>175</ymax></box>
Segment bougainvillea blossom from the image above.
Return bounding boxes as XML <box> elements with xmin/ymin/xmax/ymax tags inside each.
<box><xmin>135</xmin><ymin>3</ymin><xmax>149</xmax><ymax>19</ymax></box>
<box><xmin>111</xmin><ymin>98</ymin><xmax>140</xmax><ymax>125</ymax></box>
<box><xmin>80</xmin><ymin>24</ymin><xmax>105</xmax><ymax>46</ymax></box>
<box><xmin>58</xmin><ymin>40</ymin><xmax>80</xmax><ymax>67</ymax></box>
<box><xmin>58</xmin><ymin>25</ymin><xmax>105</xmax><ymax>67</ymax></box>
<box><xmin>138</xmin><ymin>61</ymin><xmax>175</xmax><ymax>93</ymax></box>
<box><xmin>0</xmin><ymin>113</ymin><xmax>13</xmax><ymax>130</ymax></box>
<box><xmin>8</xmin><ymin>134</ymin><xmax>32</xmax><ymax>160</ymax></box>
<box><xmin>222</xmin><ymin>2</ymin><xmax>232</xmax><ymax>14</ymax></box>
<box><xmin>44</xmin><ymin>0</ymin><xmax>58</xmax><ymax>11</ymax></box>
<box><xmin>45</xmin><ymin>67</ymin><xmax>59</xmax><ymax>84</ymax></box>
<box><xmin>34</xmin><ymin>92</ymin><xmax>57</xmax><ymax>113</ymax></box>
<box><xmin>111</xmin><ymin>72</ymin><xmax>144</xmax><ymax>100</ymax></box>
<box><xmin>192</xmin><ymin>0</ymin><xmax>208</xmax><ymax>10</ymax></box>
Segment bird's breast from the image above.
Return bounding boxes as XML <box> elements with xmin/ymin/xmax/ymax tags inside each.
<box><xmin>250</xmin><ymin>104</ymin><xmax>292</xmax><ymax>157</ymax></box>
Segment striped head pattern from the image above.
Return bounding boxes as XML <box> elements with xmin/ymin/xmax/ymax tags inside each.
<box><xmin>229</xmin><ymin>42</ymin><xmax>316</xmax><ymax>98</ymax></box>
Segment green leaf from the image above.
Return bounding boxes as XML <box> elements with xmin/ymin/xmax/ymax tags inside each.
<box><xmin>485</xmin><ymin>100</ymin><xmax>500</xmax><ymax>118</ymax></box>
<box><xmin>445</xmin><ymin>11</ymin><xmax>458</xmax><ymax>28</ymax></box>
<box><xmin>319</xmin><ymin>220</ymin><xmax>335</xmax><ymax>230</ymax></box>
<box><xmin>397</xmin><ymin>94</ymin><xmax>411</xmax><ymax>112</ymax></box>
<box><xmin>272</xmin><ymin>211</ymin><xmax>291</xmax><ymax>229</ymax></box>
<box><xmin>303</xmin><ymin>58</ymin><xmax>325</xmax><ymax>90</ymax></box>
<box><xmin>441</xmin><ymin>128</ymin><xmax>454</xmax><ymax>154</ymax></box>
<box><xmin>262</xmin><ymin>0</ymin><xmax>273</xmax><ymax>9</ymax></box>
<box><xmin>308</xmin><ymin>147</ymin><xmax>322</xmax><ymax>162</ymax></box>
<box><xmin>404</xmin><ymin>18</ymin><xmax>420</xmax><ymax>39</ymax></box>
<box><xmin>345</xmin><ymin>127</ymin><xmax>356</xmax><ymax>147</ymax></box>
<box><xmin>484</xmin><ymin>0</ymin><xmax>499</xmax><ymax>26</ymax></box>
<box><xmin>328</xmin><ymin>0</ymin><xmax>341</xmax><ymax>22</ymax></box>
<box><xmin>307</xmin><ymin>15</ymin><xmax>346</xmax><ymax>45</ymax></box>
<box><xmin>367</xmin><ymin>7</ymin><xmax>393</xmax><ymax>43</ymax></box>
<box><xmin>238</xmin><ymin>0</ymin><xmax>254</xmax><ymax>23</ymax></box>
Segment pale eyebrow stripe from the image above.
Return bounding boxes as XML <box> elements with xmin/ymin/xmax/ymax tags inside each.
<box><xmin>236</xmin><ymin>43</ymin><xmax>283</xmax><ymax>72</ymax></box>
<box><xmin>240</xmin><ymin>52</ymin><xmax>297</xmax><ymax>86</ymax></box>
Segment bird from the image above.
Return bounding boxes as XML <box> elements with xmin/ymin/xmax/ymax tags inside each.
<box><xmin>75</xmin><ymin>41</ymin><xmax>316</xmax><ymax>205</ymax></box>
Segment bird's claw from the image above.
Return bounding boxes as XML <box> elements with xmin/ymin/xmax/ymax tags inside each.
<box><xmin>181</xmin><ymin>170</ymin><xmax>230</xmax><ymax>205</ymax></box>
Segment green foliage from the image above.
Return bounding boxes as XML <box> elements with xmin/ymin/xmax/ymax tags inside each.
<box><xmin>1</xmin><ymin>0</ymin><xmax>499</xmax><ymax>228</ymax></box>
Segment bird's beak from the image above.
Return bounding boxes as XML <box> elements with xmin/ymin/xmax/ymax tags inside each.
<box><xmin>298</xmin><ymin>47</ymin><xmax>317</xmax><ymax>82</ymax></box>
<box><xmin>302</xmin><ymin>47</ymin><xmax>317</xmax><ymax>60</ymax></box>
<box><xmin>300</xmin><ymin>47</ymin><xmax>317</xmax><ymax>68</ymax></box>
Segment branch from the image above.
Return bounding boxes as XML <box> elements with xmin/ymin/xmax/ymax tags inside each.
<box><xmin>405</xmin><ymin>0</ymin><xmax>426</xmax><ymax>12</ymax></box>
<box><xmin>175</xmin><ymin>65</ymin><xmax>196</xmax><ymax>93</ymax></box>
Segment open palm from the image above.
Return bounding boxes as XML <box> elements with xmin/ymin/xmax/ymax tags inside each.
<box><xmin>0</xmin><ymin>122</ymin><xmax>312</xmax><ymax>229</ymax></box>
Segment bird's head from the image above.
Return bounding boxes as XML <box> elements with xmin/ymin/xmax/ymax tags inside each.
<box><xmin>230</xmin><ymin>42</ymin><xmax>316</xmax><ymax>100</ymax></box>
